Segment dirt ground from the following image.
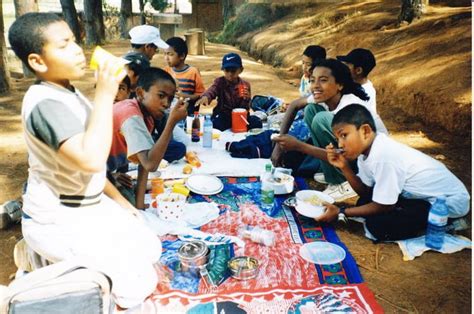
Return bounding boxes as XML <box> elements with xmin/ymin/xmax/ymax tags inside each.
<box><xmin>0</xmin><ymin>38</ymin><xmax>471</xmax><ymax>313</ymax></box>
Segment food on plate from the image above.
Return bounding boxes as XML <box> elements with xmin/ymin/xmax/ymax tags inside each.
<box><xmin>304</xmin><ymin>195</ymin><xmax>323</xmax><ymax>206</ymax></box>
<box><xmin>183</xmin><ymin>164</ymin><xmax>193</xmax><ymax>174</ymax></box>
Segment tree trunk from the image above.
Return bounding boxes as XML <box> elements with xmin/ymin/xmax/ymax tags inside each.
<box><xmin>0</xmin><ymin>0</ymin><xmax>10</xmax><ymax>94</ymax></box>
<box><xmin>83</xmin><ymin>0</ymin><xmax>105</xmax><ymax>45</ymax></box>
<box><xmin>13</xmin><ymin>0</ymin><xmax>38</xmax><ymax>77</ymax></box>
<box><xmin>138</xmin><ymin>0</ymin><xmax>146</xmax><ymax>24</ymax></box>
<box><xmin>222</xmin><ymin>0</ymin><xmax>235</xmax><ymax>23</ymax></box>
<box><xmin>120</xmin><ymin>0</ymin><xmax>133</xmax><ymax>39</ymax></box>
<box><xmin>60</xmin><ymin>0</ymin><xmax>82</xmax><ymax>43</ymax></box>
<box><xmin>398</xmin><ymin>0</ymin><xmax>423</xmax><ymax>24</ymax></box>
<box><xmin>13</xmin><ymin>0</ymin><xmax>38</xmax><ymax>17</ymax></box>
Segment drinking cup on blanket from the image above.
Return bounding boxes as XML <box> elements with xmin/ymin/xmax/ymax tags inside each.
<box><xmin>90</xmin><ymin>46</ymin><xmax>128</xmax><ymax>77</ymax></box>
<box><xmin>155</xmin><ymin>192</ymin><xmax>186</xmax><ymax>221</ymax></box>
<box><xmin>150</xmin><ymin>178</ymin><xmax>164</xmax><ymax>199</ymax></box>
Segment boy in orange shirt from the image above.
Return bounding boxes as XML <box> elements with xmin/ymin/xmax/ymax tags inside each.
<box><xmin>164</xmin><ymin>37</ymin><xmax>205</xmax><ymax>115</ymax></box>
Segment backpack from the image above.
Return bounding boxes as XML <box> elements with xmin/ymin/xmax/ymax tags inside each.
<box><xmin>250</xmin><ymin>95</ymin><xmax>283</xmax><ymax>115</ymax></box>
<box><xmin>0</xmin><ymin>260</ymin><xmax>114</xmax><ymax>314</ymax></box>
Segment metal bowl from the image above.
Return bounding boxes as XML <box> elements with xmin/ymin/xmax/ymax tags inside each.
<box><xmin>178</xmin><ymin>240</ymin><xmax>210</xmax><ymax>273</ymax></box>
<box><xmin>228</xmin><ymin>256</ymin><xmax>259</xmax><ymax>280</ymax></box>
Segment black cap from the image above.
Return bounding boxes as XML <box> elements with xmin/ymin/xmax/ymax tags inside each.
<box><xmin>122</xmin><ymin>52</ymin><xmax>150</xmax><ymax>74</ymax></box>
<box><xmin>336</xmin><ymin>48</ymin><xmax>376</xmax><ymax>76</ymax></box>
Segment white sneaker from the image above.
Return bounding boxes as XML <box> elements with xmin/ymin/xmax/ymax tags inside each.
<box><xmin>323</xmin><ymin>181</ymin><xmax>358</xmax><ymax>202</ymax></box>
<box><xmin>313</xmin><ymin>172</ymin><xmax>327</xmax><ymax>184</ymax></box>
<box><xmin>0</xmin><ymin>200</ymin><xmax>22</xmax><ymax>229</ymax></box>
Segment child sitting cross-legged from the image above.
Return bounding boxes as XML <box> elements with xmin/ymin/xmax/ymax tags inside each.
<box><xmin>195</xmin><ymin>52</ymin><xmax>262</xmax><ymax>131</ymax></box>
<box><xmin>9</xmin><ymin>12</ymin><xmax>161</xmax><ymax>308</ymax></box>
<box><xmin>272</xmin><ymin>59</ymin><xmax>387</xmax><ymax>202</ymax></box>
<box><xmin>320</xmin><ymin>104</ymin><xmax>470</xmax><ymax>241</ymax></box>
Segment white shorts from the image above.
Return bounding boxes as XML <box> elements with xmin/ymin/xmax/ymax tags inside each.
<box><xmin>22</xmin><ymin>196</ymin><xmax>162</xmax><ymax>308</ymax></box>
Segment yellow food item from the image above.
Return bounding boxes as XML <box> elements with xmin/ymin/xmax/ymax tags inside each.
<box><xmin>164</xmin><ymin>179</ymin><xmax>185</xmax><ymax>188</ymax></box>
<box><xmin>305</xmin><ymin>195</ymin><xmax>323</xmax><ymax>206</ymax></box>
<box><xmin>183</xmin><ymin>164</ymin><xmax>193</xmax><ymax>174</ymax></box>
<box><xmin>172</xmin><ymin>184</ymin><xmax>190</xmax><ymax>197</ymax></box>
<box><xmin>185</xmin><ymin>151</ymin><xmax>201</xmax><ymax>167</ymax></box>
<box><xmin>212</xmin><ymin>132</ymin><xmax>220</xmax><ymax>140</ymax></box>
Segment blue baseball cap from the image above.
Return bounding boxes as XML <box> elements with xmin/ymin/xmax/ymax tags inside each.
<box><xmin>221</xmin><ymin>53</ymin><xmax>242</xmax><ymax>69</ymax></box>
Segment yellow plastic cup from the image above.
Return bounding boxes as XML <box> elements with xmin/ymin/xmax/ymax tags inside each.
<box><xmin>90</xmin><ymin>46</ymin><xmax>128</xmax><ymax>77</ymax></box>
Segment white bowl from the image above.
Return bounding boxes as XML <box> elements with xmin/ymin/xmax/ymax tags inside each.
<box><xmin>271</xmin><ymin>174</ymin><xmax>294</xmax><ymax>195</ymax></box>
<box><xmin>155</xmin><ymin>192</ymin><xmax>186</xmax><ymax>221</ymax></box>
<box><xmin>294</xmin><ymin>190</ymin><xmax>334</xmax><ymax>218</ymax></box>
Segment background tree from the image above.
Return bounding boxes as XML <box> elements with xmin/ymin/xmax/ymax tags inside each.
<box><xmin>60</xmin><ymin>0</ymin><xmax>82</xmax><ymax>43</ymax></box>
<box><xmin>398</xmin><ymin>0</ymin><xmax>423</xmax><ymax>24</ymax></box>
<box><xmin>13</xmin><ymin>0</ymin><xmax>38</xmax><ymax>77</ymax></box>
<box><xmin>149</xmin><ymin>0</ymin><xmax>169</xmax><ymax>12</ymax></box>
<box><xmin>120</xmin><ymin>0</ymin><xmax>133</xmax><ymax>38</ymax></box>
<box><xmin>223</xmin><ymin>0</ymin><xmax>235</xmax><ymax>23</ymax></box>
<box><xmin>13</xmin><ymin>0</ymin><xmax>38</xmax><ymax>17</ymax></box>
<box><xmin>84</xmin><ymin>0</ymin><xmax>106</xmax><ymax>45</ymax></box>
<box><xmin>138</xmin><ymin>0</ymin><xmax>145</xmax><ymax>24</ymax></box>
<box><xmin>0</xmin><ymin>0</ymin><xmax>10</xmax><ymax>93</ymax></box>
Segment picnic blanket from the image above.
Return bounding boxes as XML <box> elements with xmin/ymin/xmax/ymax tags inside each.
<box><xmin>127</xmin><ymin>131</ymin><xmax>270</xmax><ymax>180</ymax></box>
<box><xmin>146</xmin><ymin>178</ymin><xmax>383</xmax><ymax>313</ymax></box>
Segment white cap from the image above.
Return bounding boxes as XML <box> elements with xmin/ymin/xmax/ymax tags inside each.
<box><xmin>129</xmin><ymin>25</ymin><xmax>169</xmax><ymax>49</ymax></box>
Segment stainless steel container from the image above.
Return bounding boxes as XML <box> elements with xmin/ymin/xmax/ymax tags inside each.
<box><xmin>177</xmin><ymin>240</ymin><xmax>210</xmax><ymax>273</ymax></box>
<box><xmin>228</xmin><ymin>256</ymin><xmax>259</xmax><ymax>280</ymax></box>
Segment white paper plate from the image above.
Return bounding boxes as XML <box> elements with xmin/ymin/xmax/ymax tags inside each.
<box><xmin>186</xmin><ymin>174</ymin><xmax>223</xmax><ymax>195</ymax></box>
<box><xmin>299</xmin><ymin>242</ymin><xmax>346</xmax><ymax>265</ymax></box>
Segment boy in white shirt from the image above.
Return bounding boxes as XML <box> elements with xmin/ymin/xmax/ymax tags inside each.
<box><xmin>9</xmin><ymin>13</ymin><xmax>161</xmax><ymax>308</ymax></box>
<box><xmin>337</xmin><ymin>48</ymin><xmax>378</xmax><ymax>113</ymax></box>
<box><xmin>320</xmin><ymin>104</ymin><xmax>469</xmax><ymax>241</ymax></box>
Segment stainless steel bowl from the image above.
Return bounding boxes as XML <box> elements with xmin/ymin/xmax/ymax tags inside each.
<box><xmin>228</xmin><ymin>256</ymin><xmax>259</xmax><ymax>280</ymax></box>
<box><xmin>178</xmin><ymin>240</ymin><xmax>210</xmax><ymax>273</ymax></box>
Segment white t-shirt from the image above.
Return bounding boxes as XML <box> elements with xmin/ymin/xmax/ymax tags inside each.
<box><xmin>299</xmin><ymin>75</ymin><xmax>311</xmax><ymax>97</ymax></box>
<box><xmin>357</xmin><ymin>133</ymin><xmax>470</xmax><ymax>217</ymax></box>
<box><xmin>307</xmin><ymin>93</ymin><xmax>388</xmax><ymax>134</ymax></box>
<box><xmin>362</xmin><ymin>80</ymin><xmax>376</xmax><ymax>113</ymax></box>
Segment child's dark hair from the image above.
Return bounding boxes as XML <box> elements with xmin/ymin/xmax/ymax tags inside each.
<box><xmin>137</xmin><ymin>67</ymin><xmax>176</xmax><ymax>91</ymax></box>
<box><xmin>332</xmin><ymin>104</ymin><xmax>376</xmax><ymax>132</ymax></box>
<box><xmin>8</xmin><ymin>12</ymin><xmax>64</xmax><ymax>72</ymax></box>
<box><xmin>131</xmin><ymin>43</ymin><xmax>157</xmax><ymax>49</ymax></box>
<box><xmin>166</xmin><ymin>37</ymin><xmax>188</xmax><ymax>58</ymax></box>
<box><xmin>310</xmin><ymin>59</ymin><xmax>369</xmax><ymax>101</ymax></box>
<box><xmin>121</xmin><ymin>75</ymin><xmax>131</xmax><ymax>89</ymax></box>
<box><xmin>303</xmin><ymin>45</ymin><xmax>326</xmax><ymax>62</ymax></box>
<box><xmin>123</xmin><ymin>52</ymin><xmax>150</xmax><ymax>77</ymax></box>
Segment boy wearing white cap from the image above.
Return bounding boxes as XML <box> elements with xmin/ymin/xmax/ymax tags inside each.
<box><xmin>129</xmin><ymin>24</ymin><xmax>169</xmax><ymax>60</ymax></box>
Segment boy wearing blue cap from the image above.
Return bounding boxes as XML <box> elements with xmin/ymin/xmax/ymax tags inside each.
<box><xmin>196</xmin><ymin>52</ymin><xmax>261</xmax><ymax>131</ymax></box>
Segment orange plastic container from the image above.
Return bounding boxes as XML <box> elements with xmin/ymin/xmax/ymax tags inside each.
<box><xmin>231</xmin><ymin>108</ymin><xmax>248</xmax><ymax>133</ymax></box>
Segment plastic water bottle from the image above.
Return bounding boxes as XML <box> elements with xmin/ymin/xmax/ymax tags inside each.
<box><xmin>425</xmin><ymin>197</ymin><xmax>449</xmax><ymax>250</ymax></box>
<box><xmin>239</xmin><ymin>225</ymin><xmax>275</xmax><ymax>246</ymax></box>
<box><xmin>203</xmin><ymin>115</ymin><xmax>213</xmax><ymax>148</ymax></box>
<box><xmin>261</xmin><ymin>163</ymin><xmax>275</xmax><ymax>215</ymax></box>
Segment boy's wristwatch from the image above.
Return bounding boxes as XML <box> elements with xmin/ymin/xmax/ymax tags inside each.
<box><xmin>338</xmin><ymin>206</ymin><xmax>348</xmax><ymax>223</ymax></box>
